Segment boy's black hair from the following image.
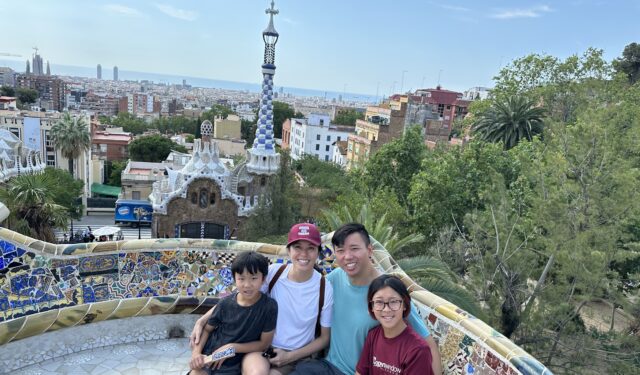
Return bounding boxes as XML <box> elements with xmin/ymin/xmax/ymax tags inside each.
<box><xmin>367</xmin><ymin>274</ymin><xmax>411</xmax><ymax>319</ymax></box>
<box><xmin>331</xmin><ymin>223</ymin><xmax>370</xmax><ymax>248</ymax></box>
<box><xmin>231</xmin><ymin>251</ymin><xmax>269</xmax><ymax>280</ymax></box>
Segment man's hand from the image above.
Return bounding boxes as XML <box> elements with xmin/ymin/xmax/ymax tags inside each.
<box><xmin>268</xmin><ymin>348</ymin><xmax>292</xmax><ymax>367</ymax></box>
<box><xmin>189</xmin><ymin>353</ymin><xmax>209</xmax><ymax>370</ymax></box>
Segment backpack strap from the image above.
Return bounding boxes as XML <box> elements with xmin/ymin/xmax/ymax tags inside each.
<box><xmin>315</xmin><ymin>275</ymin><xmax>325</xmax><ymax>338</ymax></box>
<box><xmin>268</xmin><ymin>264</ymin><xmax>288</xmax><ymax>293</ymax></box>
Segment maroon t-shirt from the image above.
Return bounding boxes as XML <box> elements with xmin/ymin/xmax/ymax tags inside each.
<box><xmin>356</xmin><ymin>325</ymin><xmax>433</xmax><ymax>375</ymax></box>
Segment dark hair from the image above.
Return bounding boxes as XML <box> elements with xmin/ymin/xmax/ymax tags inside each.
<box><xmin>367</xmin><ymin>274</ymin><xmax>411</xmax><ymax>319</ymax></box>
<box><xmin>231</xmin><ymin>251</ymin><xmax>269</xmax><ymax>280</ymax></box>
<box><xmin>331</xmin><ymin>223</ymin><xmax>370</xmax><ymax>248</ymax></box>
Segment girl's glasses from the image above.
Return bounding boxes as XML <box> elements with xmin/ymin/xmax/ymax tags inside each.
<box><xmin>370</xmin><ymin>299</ymin><xmax>403</xmax><ymax>311</ymax></box>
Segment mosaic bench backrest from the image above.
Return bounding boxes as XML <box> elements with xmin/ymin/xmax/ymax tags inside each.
<box><xmin>0</xmin><ymin>228</ymin><xmax>552</xmax><ymax>375</ymax></box>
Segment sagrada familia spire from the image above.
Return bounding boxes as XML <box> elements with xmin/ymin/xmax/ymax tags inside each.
<box><xmin>247</xmin><ymin>0</ymin><xmax>281</xmax><ymax>175</ymax></box>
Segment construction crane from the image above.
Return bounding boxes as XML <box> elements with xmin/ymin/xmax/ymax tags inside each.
<box><xmin>0</xmin><ymin>52</ymin><xmax>22</xmax><ymax>57</ymax></box>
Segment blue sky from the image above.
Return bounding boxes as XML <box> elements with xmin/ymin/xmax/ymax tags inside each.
<box><xmin>0</xmin><ymin>1</ymin><xmax>638</xmax><ymax>95</ymax></box>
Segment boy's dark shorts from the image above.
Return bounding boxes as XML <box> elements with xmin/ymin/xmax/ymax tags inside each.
<box><xmin>202</xmin><ymin>363</ymin><xmax>241</xmax><ymax>375</ymax></box>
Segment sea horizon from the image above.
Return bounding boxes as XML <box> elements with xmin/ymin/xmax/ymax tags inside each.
<box><xmin>0</xmin><ymin>59</ymin><xmax>379</xmax><ymax>103</ymax></box>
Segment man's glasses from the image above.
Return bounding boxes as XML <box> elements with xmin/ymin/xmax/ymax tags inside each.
<box><xmin>370</xmin><ymin>299</ymin><xmax>403</xmax><ymax>311</ymax></box>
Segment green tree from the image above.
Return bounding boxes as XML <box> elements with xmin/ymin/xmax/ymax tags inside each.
<box><xmin>492</xmin><ymin>48</ymin><xmax>610</xmax><ymax>123</ymax></box>
<box><xmin>409</xmin><ymin>141</ymin><xmax>518</xmax><ymax>244</ymax></box>
<box><xmin>15</xmin><ymin>87</ymin><xmax>38</xmax><ymax>108</ymax></box>
<box><xmin>333</xmin><ymin>108</ymin><xmax>364</xmax><ymax>126</ymax></box>
<box><xmin>50</xmin><ymin>112</ymin><xmax>91</xmax><ymax>177</ymax></box>
<box><xmin>201</xmin><ymin>104</ymin><xmax>234</xmax><ymax>122</ymax></box>
<box><xmin>111</xmin><ymin>112</ymin><xmax>149</xmax><ymax>134</ymax></box>
<box><xmin>243</xmin><ymin>152</ymin><xmax>299</xmax><ymax>241</ymax></box>
<box><xmin>0</xmin><ymin>86</ymin><xmax>15</xmax><ymax>97</ymax></box>
<box><xmin>362</xmin><ymin>125</ymin><xmax>425</xmax><ymax>207</ymax></box>
<box><xmin>472</xmin><ymin>95</ymin><xmax>545</xmax><ymax>150</ymax></box>
<box><xmin>0</xmin><ymin>173</ymin><xmax>71</xmax><ymax>242</ymax></box>
<box><xmin>613</xmin><ymin>42</ymin><xmax>640</xmax><ymax>84</ymax></box>
<box><xmin>241</xmin><ymin>119</ymin><xmax>256</xmax><ymax>146</ymax></box>
<box><xmin>106</xmin><ymin>160</ymin><xmax>127</xmax><ymax>186</ymax></box>
<box><xmin>128</xmin><ymin>135</ymin><xmax>187</xmax><ymax>162</ymax></box>
<box><xmin>41</xmin><ymin>167</ymin><xmax>84</xmax><ymax>221</ymax></box>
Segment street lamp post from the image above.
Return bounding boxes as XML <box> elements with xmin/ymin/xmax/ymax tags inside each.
<box><xmin>134</xmin><ymin>207</ymin><xmax>149</xmax><ymax>240</ymax></box>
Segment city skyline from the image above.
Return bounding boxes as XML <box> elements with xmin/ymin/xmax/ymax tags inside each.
<box><xmin>0</xmin><ymin>0</ymin><xmax>637</xmax><ymax>96</ymax></box>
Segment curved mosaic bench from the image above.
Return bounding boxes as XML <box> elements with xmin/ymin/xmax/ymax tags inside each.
<box><xmin>0</xmin><ymin>227</ymin><xmax>553</xmax><ymax>375</ymax></box>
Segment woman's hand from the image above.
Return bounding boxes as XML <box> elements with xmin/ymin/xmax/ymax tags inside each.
<box><xmin>268</xmin><ymin>348</ymin><xmax>293</xmax><ymax>367</ymax></box>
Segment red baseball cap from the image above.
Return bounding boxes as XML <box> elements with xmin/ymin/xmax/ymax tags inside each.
<box><xmin>287</xmin><ymin>223</ymin><xmax>322</xmax><ymax>247</ymax></box>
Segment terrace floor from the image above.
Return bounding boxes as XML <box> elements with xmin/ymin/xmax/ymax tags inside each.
<box><xmin>12</xmin><ymin>338</ymin><xmax>191</xmax><ymax>375</ymax></box>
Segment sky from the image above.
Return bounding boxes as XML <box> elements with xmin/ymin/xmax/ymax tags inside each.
<box><xmin>0</xmin><ymin>0</ymin><xmax>638</xmax><ymax>96</ymax></box>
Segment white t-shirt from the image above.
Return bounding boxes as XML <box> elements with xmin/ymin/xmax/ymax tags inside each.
<box><xmin>261</xmin><ymin>263</ymin><xmax>334</xmax><ymax>351</ymax></box>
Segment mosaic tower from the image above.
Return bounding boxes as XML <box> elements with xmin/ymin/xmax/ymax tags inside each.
<box><xmin>247</xmin><ymin>0</ymin><xmax>281</xmax><ymax>175</ymax></box>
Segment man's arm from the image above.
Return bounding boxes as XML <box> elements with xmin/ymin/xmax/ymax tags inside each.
<box><xmin>425</xmin><ymin>336</ymin><xmax>442</xmax><ymax>375</ymax></box>
<box><xmin>269</xmin><ymin>327</ymin><xmax>331</xmax><ymax>367</ymax></box>
<box><xmin>406</xmin><ymin>304</ymin><xmax>442</xmax><ymax>374</ymax></box>
<box><xmin>190</xmin><ymin>305</ymin><xmax>216</xmax><ymax>347</ymax></box>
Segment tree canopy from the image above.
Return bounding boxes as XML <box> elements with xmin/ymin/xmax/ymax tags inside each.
<box><xmin>128</xmin><ymin>135</ymin><xmax>188</xmax><ymax>162</ymax></box>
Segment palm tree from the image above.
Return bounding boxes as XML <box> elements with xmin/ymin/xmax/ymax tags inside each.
<box><xmin>50</xmin><ymin>112</ymin><xmax>91</xmax><ymax>177</ymax></box>
<box><xmin>472</xmin><ymin>95</ymin><xmax>545</xmax><ymax>150</ymax></box>
<box><xmin>0</xmin><ymin>174</ymin><xmax>68</xmax><ymax>242</ymax></box>
<box><xmin>322</xmin><ymin>204</ymin><xmax>482</xmax><ymax>316</ymax></box>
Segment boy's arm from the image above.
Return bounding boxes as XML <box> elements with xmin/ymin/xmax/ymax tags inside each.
<box><xmin>213</xmin><ymin>329</ymin><xmax>275</xmax><ymax>357</ymax></box>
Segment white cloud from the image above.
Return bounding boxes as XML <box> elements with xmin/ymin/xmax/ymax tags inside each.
<box><xmin>155</xmin><ymin>4</ymin><xmax>198</xmax><ymax>21</ymax></box>
<box><xmin>281</xmin><ymin>17</ymin><xmax>297</xmax><ymax>25</ymax></box>
<box><xmin>104</xmin><ymin>4</ymin><xmax>141</xmax><ymax>17</ymax></box>
<box><xmin>491</xmin><ymin>5</ymin><xmax>553</xmax><ymax>19</ymax></box>
<box><xmin>440</xmin><ymin>4</ymin><xmax>471</xmax><ymax>12</ymax></box>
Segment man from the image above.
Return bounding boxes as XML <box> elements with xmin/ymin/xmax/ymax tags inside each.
<box><xmin>292</xmin><ymin>223</ymin><xmax>442</xmax><ymax>375</ymax></box>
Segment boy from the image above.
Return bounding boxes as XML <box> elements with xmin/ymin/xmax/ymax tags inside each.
<box><xmin>291</xmin><ymin>223</ymin><xmax>442</xmax><ymax>375</ymax></box>
<box><xmin>189</xmin><ymin>251</ymin><xmax>278</xmax><ymax>375</ymax></box>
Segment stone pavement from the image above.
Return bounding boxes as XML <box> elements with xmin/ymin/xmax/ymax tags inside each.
<box><xmin>12</xmin><ymin>338</ymin><xmax>191</xmax><ymax>375</ymax></box>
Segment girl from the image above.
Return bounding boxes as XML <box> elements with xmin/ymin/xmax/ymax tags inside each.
<box><xmin>356</xmin><ymin>275</ymin><xmax>433</xmax><ymax>375</ymax></box>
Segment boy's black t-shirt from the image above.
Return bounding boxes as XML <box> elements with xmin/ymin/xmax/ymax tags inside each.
<box><xmin>203</xmin><ymin>292</ymin><xmax>278</xmax><ymax>368</ymax></box>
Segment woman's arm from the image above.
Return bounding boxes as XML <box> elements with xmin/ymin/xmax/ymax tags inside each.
<box><xmin>189</xmin><ymin>324</ymin><xmax>214</xmax><ymax>370</ymax></box>
<box><xmin>189</xmin><ymin>305</ymin><xmax>216</xmax><ymax>347</ymax></box>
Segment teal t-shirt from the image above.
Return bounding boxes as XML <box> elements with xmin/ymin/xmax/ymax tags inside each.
<box><xmin>325</xmin><ymin>268</ymin><xmax>430</xmax><ymax>374</ymax></box>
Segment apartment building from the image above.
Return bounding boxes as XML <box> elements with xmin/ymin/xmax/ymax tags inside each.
<box><xmin>346</xmin><ymin>98</ymin><xmax>407</xmax><ymax>170</ymax></box>
<box><xmin>16</xmin><ymin>74</ymin><xmax>66</xmax><ymax>111</ymax></box>
<box><xmin>286</xmin><ymin>113</ymin><xmax>354</xmax><ymax>162</ymax></box>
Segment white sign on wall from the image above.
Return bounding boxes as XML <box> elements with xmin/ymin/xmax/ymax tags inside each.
<box><xmin>23</xmin><ymin>117</ymin><xmax>41</xmax><ymax>152</ymax></box>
